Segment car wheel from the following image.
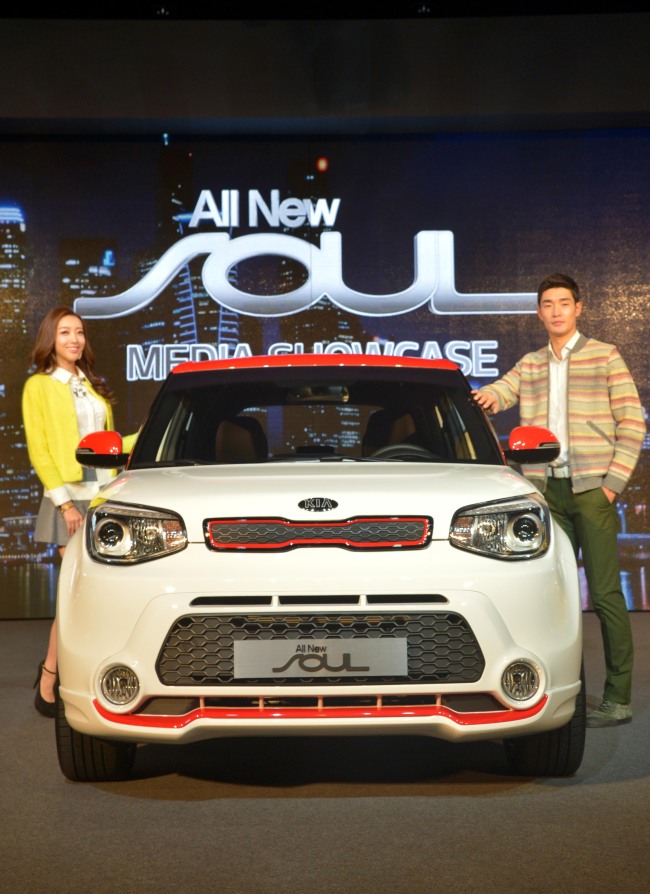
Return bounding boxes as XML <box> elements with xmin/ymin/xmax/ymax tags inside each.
<box><xmin>503</xmin><ymin>661</ymin><xmax>586</xmax><ymax>777</ymax></box>
<box><xmin>55</xmin><ymin>696</ymin><xmax>136</xmax><ymax>782</ymax></box>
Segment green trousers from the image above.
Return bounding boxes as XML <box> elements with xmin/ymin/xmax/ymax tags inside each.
<box><xmin>545</xmin><ymin>477</ymin><xmax>633</xmax><ymax>705</ymax></box>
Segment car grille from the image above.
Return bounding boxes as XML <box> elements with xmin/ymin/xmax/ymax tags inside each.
<box><xmin>203</xmin><ymin>516</ymin><xmax>432</xmax><ymax>551</ymax></box>
<box><xmin>156</xmin><ymin>612</ymin><xmax>485</xmax><ymax>686</ymax></box>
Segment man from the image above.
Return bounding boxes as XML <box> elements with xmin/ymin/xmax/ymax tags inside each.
<box><xmin>474</xmin><ymin>273</ymin><xmax>646</xmax><ymax>727</ymax></box>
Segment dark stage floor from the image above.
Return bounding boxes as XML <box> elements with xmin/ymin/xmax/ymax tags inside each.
<box><xmin>1</xmin><ymin>613</ymin><xmax>648</xmax><ymax>893</ymax></box>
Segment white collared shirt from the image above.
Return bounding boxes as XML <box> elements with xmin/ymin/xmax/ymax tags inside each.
<box><xmin>51</xmin><ymin>366</ymin><xmax>107</xmax><ymax>437</ymax></box>
<box><xmin>46</xmin><ymin>367</ymin><xmax>112</xmax><ymax>504</ymax></box>
<box><xmin>547</xmin><ymin>331</ymin><xmax>580</xmax><ymax>468</ymax></box>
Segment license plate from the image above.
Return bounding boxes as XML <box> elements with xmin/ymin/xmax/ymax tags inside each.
<box><xmin>233</xmin><ymin>637</ymin><xmax>407</xmax><ymax>678</ymax></box>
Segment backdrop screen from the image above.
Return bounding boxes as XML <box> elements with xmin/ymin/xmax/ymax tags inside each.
<box><xmin>2</xmin><ymin>129</ymin><xmax>649</xmax><ymax>615</ymax></box>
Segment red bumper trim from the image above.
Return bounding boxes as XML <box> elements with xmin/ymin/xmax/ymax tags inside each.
<box><xmin>93</xmin><ymin>695</ymin><xmax>548</xmax><ymax>730</ymax></box>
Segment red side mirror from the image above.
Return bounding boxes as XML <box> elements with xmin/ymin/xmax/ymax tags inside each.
<box><xmin>76</xmin><ymin>431</ymin><xmax>129</xmax><ymax>468</ymax></box>
<box><xmin>505</xmin><ymin>426</ymin><xmax>561</xmax><ymax>464</ymax></box>
<box><xmin>78</xmin><ymin>430</ymin><xmax>123</xmax><ymax>455</ymax></box>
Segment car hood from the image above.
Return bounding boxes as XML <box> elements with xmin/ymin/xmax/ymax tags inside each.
<box><xmin>96</xmin><ymin>461</ymin><xmax>539</xmax><ymax>543</ymax></box>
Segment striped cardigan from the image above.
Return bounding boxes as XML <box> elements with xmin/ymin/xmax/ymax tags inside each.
<box><xmin>479</xmin><ymin>334</ymin><xmax>646</xmax><ymax>494</ymax></box>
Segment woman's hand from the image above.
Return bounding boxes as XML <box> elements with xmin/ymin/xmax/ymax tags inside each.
<box><xmin>61</xmin><ymin>504</ymin><xmax>84</xmax><ymax>536</ymax></box>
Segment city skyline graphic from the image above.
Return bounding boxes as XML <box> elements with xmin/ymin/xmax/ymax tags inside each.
<box><xmin>1</xmin><ymin>128</ymin><xmax>650</xmax><ymax>615</ymax></box>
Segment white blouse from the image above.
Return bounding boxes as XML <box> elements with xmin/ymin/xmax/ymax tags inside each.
<box><xmin>45</xmin><ymin>367</ymin><xmax>113</xmax><ymax>505</ymax></box>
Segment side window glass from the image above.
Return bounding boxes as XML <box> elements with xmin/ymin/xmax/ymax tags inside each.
<box><xmin>155</xmin><ymin>398</ymin><xmax>194</xmax><ymax>461</ymax></box>
<box><xmin>434</xmin><ymin>395</ymin><xmax>478</xmax><ymax>461</ymax></box>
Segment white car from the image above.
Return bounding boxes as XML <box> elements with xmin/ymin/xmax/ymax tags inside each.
<box><xmin>55</xmin><ymin>354</ymin><xmax>585</xmax><ymax>781</ymax></box>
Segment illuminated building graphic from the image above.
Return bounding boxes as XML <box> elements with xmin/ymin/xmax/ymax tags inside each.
<box><xmin>159</xmin><ymin>140</ymin><xmax>255</xmax><ymax>353</ymax></box>
<box><xmin>0</xmin><ymin>204</ymin><xmax>28</xmax><ymax>338</ymax></box>
<box><xmin>0</xmin><ymin>204</ymin><xmax>43</xmax><ymax>549</ymax></box>
<box><xmin>276</xmin><ymin>156</ymin><xmax>365</xmax><ymax>451</ymax></box>
<box><xmin>60</xmin><ymin>239</ymin><xmax>118</xmax><ymax>304</ymax></box>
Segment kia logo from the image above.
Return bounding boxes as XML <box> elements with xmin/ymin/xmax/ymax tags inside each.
<box><xmin>298</xmin><ymin>497</ymin><xmax>338</xmax><ymax>512</ymax></box>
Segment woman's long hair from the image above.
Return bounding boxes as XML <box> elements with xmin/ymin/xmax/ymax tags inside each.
<box><xmin>29</xmin><ymin>306</ymin><xmax>116</xmax><ymax>404</ymax></box>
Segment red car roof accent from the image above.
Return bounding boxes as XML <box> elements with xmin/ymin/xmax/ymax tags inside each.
<box><xmin>171</xmin><ymin>354</ymin><xmax>459</xmax><ymax>374</ymax></box>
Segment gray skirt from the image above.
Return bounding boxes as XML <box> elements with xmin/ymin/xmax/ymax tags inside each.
<box><xmin>34</xmin><ymin>497</ymin><xmax>92</xmax><ymax>547</ymax></box>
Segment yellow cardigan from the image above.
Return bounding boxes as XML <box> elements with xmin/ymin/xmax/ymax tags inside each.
<box><xmin>22</xmin><ymin>373</ymin><xmax>118</xmax><ymax>492</ymax></box>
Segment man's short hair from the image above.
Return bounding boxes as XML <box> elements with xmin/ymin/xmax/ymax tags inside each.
<box><xmin>537</xmin><ymin>273</ymin><xmax>581</xmax><ymax>305</ymax></box>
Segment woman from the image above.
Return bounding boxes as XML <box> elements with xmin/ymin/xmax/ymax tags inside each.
<box><xmin>22</xmin><ymin>307</ymin><xmax>123</xmax><ymax>717</ymax></box>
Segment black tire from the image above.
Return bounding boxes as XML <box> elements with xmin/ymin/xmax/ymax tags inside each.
<box><xmin>503</xmin><ymin>661</ymin><xmax>586</xmax><ymax>777</ymax></box>
<box><xmin>55</xmin><ymin>696</ymin><xmax>136</xmax><ymax>782</ymax></box>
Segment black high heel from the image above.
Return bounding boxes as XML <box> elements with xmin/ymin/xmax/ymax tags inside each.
<box><xmin>33</xmin><ymin>661</ymin><xmax>57</xmax><ymax>719</ymax></box>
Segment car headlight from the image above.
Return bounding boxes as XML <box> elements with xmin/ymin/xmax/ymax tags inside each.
<box><xmin>449</xmin><ymin>495</ymin><xmax>550</xmax><ymax>560</ymax></box>
<box><xmin>88</xmin><ymin>502</ymin><xmax>187</xmax><ymax>564</ymax></box>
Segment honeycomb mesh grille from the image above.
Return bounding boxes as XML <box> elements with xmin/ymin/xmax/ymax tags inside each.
<box><xmin>204</xmin><ymin>516</ymin><xmax>432</xmax><ymax>551</ymax></box>
<box><xmin>156</xmin><ymin>612</ymin><xmax>485</xmax><ymax>686</ymax></box>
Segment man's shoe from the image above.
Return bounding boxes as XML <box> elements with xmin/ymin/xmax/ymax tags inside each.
<box><xmin>586</xmin><ymin>700</ymin><xmax>632</xmax><ymax>728</ymax></box>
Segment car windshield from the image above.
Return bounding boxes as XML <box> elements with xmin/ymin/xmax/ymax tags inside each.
<box><xmin>128</xmin><ymin>365</ymin><xmax>504</xmax><ymax>467</ymax></box>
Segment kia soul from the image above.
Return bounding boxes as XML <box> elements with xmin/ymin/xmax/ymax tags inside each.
<box><xmin>55</xmin><ymin>354</ymin><xmax>585</xmax><ymax>781</ymax></box>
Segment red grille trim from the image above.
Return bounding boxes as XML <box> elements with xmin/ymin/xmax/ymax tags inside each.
<box><xmin>203</xmin><ymin>516</ymin><xmax>433</xmax><ymax>552</ymax></box>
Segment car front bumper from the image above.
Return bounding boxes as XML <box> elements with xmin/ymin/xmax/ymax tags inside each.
<box><xmin>57</xmin><ymin>530</ymin><xmax>582</xmax><ymax>744</ymax></box>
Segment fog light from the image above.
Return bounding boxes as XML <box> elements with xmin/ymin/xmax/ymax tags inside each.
<box><xmin>502</xmin><ymin>661</ymin><xmax>540</xmax><ymax>701</ymax></box>
<box><xmin>101</xmin><ymin>666</ymin><xmax>140</xmax><ymax>705</ymax></box>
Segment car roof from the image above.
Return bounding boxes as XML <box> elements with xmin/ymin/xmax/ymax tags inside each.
<box><xmin>171</xmin><ymin>354</ymin><xmax>460</xmax><ymax>375</ymax></box>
